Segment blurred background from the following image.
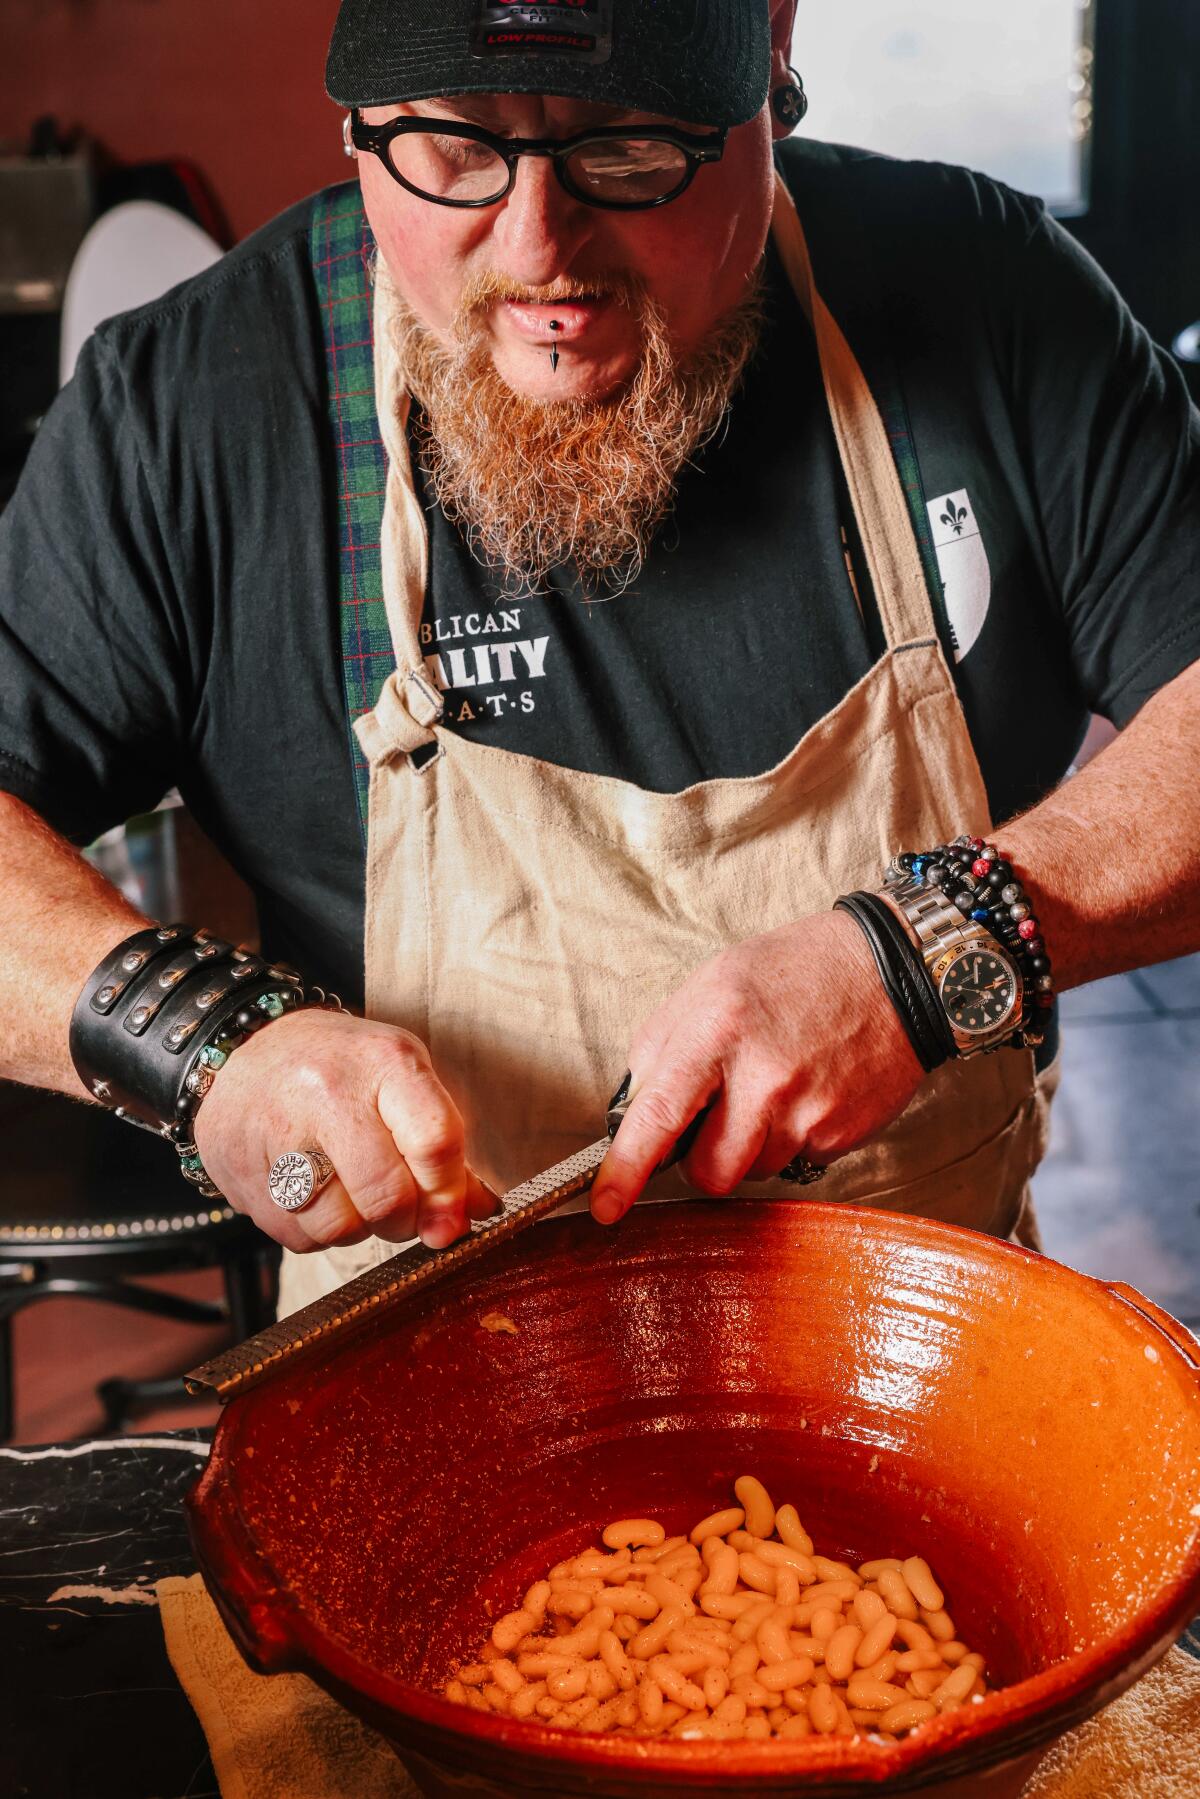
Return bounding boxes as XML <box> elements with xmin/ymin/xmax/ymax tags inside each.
<box><xmin>0</xmin><ymin>1</ymin><xmax>1197</xmax><ymax>1444</ymax></box>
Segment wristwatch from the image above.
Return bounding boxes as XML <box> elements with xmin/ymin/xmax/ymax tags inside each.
<box><xmin>880</xmin><ymin>876</ymin><xmax>1023</xmax><ymax>1057</ymax></box>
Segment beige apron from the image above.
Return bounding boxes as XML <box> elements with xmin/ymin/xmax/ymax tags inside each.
<box><xmin>278</xmin><ymin>178</ymin><xmax>1052</xmax><ymax>1318</ymax></box>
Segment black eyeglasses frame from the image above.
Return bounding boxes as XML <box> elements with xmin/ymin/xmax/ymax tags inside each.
<box><xmin>346</xmin><ymin>109</ymin><xmax>728</xmax><ymax>212</ymax></box>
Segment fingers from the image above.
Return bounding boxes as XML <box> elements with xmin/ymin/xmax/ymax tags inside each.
<box><xmin>739</xmin><ymin>1094</ymin><xmax>835</xmax><ymax>1179</ymax></box>
<box><xmin>742</xmin><ymin>1133</ymin><xmax>808</xmax><ymax>1182</ymax></box>
<box><xmin>264</xmin><ymin>1157</ymin><xmax>496</xmax><ymax>1259</ymax></box>
<box><xmin>682</xmin><ymin>1099</ymin><xmax>774</xmax><ymax>1196</ymax></box>
<box><xmin>597</xmin><ymin>1073</ymin><xmax>809</xmax><ymax>1210</ymax></box>
<box><xmin>315</xmin><ymin>1107</ymin><xmax>423</xmax><ymax>1245</ymax></box>
<box><xmin>227</xmin><ymin>1161</ymin><xmax>374</xmax><ymax>1256</ymax></box>
<box><xmin>288</xmin><ymin>1178</ymin><xmax>375</xmax><ymax>1251</ymax></box>
<box><xmin>331</xmin><ymin>1067</ymin><xmax>494</xmax><ymax>1249</ymax></box>
<box><xmin>590</xmin><ymin>1065</ymin><xmax>719</xmax><ymax>1225</ymax></box>
<box><xmin>466</xmin><ymin>1174</ymin><xmax>502</xmax><ymax>1222</ymax></box>
<box><xmin>376</xmin><ymin>1064</ymin><xmax>473</xmax><ymax>1247</ymax></box>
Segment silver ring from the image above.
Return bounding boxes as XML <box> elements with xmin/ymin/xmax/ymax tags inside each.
<box><xmin>267</xmin><ymin>1146</ymin><xmax>336</xmax><ymax>1212</ymax></box>
<box><xmin>778</xmin><ymin>1153</ymin><xmax>827</xmax><ymax>1185</ymax></box>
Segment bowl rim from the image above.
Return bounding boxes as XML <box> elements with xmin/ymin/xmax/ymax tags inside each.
<box><xmin>187</xmin><ymin>1202</ymin><xmax>1200</xmax><ymax>1789</ymax></box>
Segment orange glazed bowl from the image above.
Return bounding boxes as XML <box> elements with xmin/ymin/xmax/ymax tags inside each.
<box><xmin>186</xmin><ymin>1201</ymin><xmax>1200</xmax><ymax>1797</ymax></box>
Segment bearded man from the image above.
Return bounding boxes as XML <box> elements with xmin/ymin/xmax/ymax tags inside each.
<box><xmin>0</xmin><ymin>0</ymin><xmax>1197</xmax><ymax>1318</ymax></box>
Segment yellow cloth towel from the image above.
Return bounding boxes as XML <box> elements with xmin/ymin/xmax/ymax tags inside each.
<box><xmin>1021</xmin><ymin>1643</ymin><xmax>1200</xmax><ymax>1797</ymax></box>
<box><xmin>158</xmin><ymin>1574</ymin><xmax>416</xmax><ymax>1799</ymax></box>
<box><xmin>159</xmin><ymin>1574</ymin><xmax>1200</xmax><ymax>1799</ymax></box>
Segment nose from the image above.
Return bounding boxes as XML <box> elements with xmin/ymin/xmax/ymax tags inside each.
<box><xmin>489</xmin><ymin>152</ymin><xmax>594</xmax><ymax>288</ymax></box>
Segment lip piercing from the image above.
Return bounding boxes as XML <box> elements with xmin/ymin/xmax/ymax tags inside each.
<box><xmin>549</xmin><ymin>318</ymin><xmax>562</xmax><ymax>372</ymax></box>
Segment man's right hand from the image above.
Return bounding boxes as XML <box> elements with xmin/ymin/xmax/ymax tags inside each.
<box><xmin>192</xmin><ymin>1009</ymin><xmax>497</xmax><ymax>1253</ymax></box>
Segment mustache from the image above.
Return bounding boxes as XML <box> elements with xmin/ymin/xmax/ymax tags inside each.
<box><xmin>455</xmin><ymin>269</ymin><xmax>644</xmax><ymax>327</ymax></box>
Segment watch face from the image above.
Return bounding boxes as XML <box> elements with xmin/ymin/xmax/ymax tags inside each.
<box><xmin>939</xmin><ymin>948</ymin><xmax>1018</xmax><ymax>1035</ymax></box>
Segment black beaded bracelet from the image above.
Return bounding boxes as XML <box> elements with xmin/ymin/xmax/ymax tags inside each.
<box><xmin>834</xmin><ymin>892</ymin><xmax>954</xmax><ymax>1071</ymax></box>
<box><xmin>885</xmin><ymin>835</ymin><xmax>1055</xmax><ymax>1050</ymax></box>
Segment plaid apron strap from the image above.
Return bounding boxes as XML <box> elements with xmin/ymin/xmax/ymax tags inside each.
<box><xmin>310</xmin><ymin>183</ymin><xmax>393</xmax><ymax>836</ymax></box>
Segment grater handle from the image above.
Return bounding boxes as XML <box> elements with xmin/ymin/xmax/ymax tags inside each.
<box><xmin>605</xmin><ymin>1070</ymin><xmax>713</xmax><ymax>1171</ymax></box>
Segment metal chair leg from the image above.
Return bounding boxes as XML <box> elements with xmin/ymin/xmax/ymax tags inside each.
<box><xmin>95</xmin><ymin>1254</ymin><xmax>268</xmax><ymax>1430</ymax></box>
<box><xmin>223</xmin><ymin>1248</ymin><xmax>268</xmax><ymax>1340</ymax></box>
<box><xmin>97</xmin><ymin>1372</ymin><xmax>200</xmax><ymax>1433</ymax></box>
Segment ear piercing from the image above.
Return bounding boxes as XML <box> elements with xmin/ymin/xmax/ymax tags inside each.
<box><xmin>549</xmin><ymin>319</ymin><xmax>562</xmax><ymax>372</ymax></box>
<box><xmin>771</xmin><ymin>67</ymin><xmax>808</xmax><ymax>130</ymax></box>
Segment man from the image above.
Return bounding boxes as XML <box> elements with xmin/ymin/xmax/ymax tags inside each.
<box><xmin>0</xmin><ymin>0</ymin><xmax>1197</xmax><ymax>1317</ymax></box>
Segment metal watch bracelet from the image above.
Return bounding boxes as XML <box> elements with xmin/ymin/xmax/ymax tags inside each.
<box><xmin>880</xmin><ymin>876</ymin><xmax>1024</xmax><ymax>1056</ymax></box>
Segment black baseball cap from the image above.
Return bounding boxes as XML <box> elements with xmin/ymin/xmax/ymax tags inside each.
<box><xmin>326</xmin><ymin>0</ymin><xmax>773</xmax><ymax>130</ymax></box>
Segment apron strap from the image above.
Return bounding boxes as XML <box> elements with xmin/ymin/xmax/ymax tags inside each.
<box><xmin>353</xmin><ymin>665</ymin><xmax>444</xmax><ymax>768</ymax></box>
<box><xmin>355</xmin><ymin>263</ymin><xmax>443</xmax><ymax>767</ymax></box>
<box><xmin>310</xmin><ymin>186</ymin><xmax>442</xmax><ymax>785</ymax></box>
<box><xmin>771</xmin><ymin>174</ymin><xmax>940</xmax><ymax>656</ymax></box>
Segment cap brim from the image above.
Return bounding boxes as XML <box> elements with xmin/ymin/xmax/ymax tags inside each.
<box><xmin>326</xmin><ymin>0</ymin><xmax>771</xmax><ymax>130</ymax></box>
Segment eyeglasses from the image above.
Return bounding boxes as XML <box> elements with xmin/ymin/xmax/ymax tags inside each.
<box><xmin>345</xmin><ymin>109</ymin><xmax>726</xmax><ymax>212</ymax></box>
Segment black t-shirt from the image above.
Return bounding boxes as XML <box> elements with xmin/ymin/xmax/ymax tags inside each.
<box><xmin>1</xmin><ymin>141</ymin><xmax>1197</xmax><ymax>1009</ymax></box>
<box><xmin>417</xmin><ymin>236</ymin><xmax>885</xmax><ymax>791</ymax></box>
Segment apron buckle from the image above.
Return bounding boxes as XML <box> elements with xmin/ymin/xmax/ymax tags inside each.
<box><xmin>402</xmin><ymin>668</ymin><xmax>444</xmax><ymax>728</ymax></box>
<box><xmin>352</xmin><ymin>667</ymin><xmax>444</xmax><ymax>771</ymax></box>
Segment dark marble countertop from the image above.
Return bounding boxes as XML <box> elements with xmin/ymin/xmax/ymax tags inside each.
<box><xmin>0</xmin><ymin>1429</ymin><xmax>216</xmax><ymax>1799</ymax></box>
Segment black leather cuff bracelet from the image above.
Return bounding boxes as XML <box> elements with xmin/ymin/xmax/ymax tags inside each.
<box><xmin>834</xmin><ymin>891</ymin><xmax>955</xmax><ymax>1072</ymax></box>
<box><xmin>70</xmin><ymin>926</ymin><xmax>302</xmax><ymax>1133</ymax></box>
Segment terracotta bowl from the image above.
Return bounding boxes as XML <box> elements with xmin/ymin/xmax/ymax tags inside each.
<box><xmin>187</xmin><ymin>1201</ymin><xmax>1200</xmax><ymax>1797</ymax></box>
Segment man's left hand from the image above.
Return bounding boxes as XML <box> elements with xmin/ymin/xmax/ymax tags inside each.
<box><xmin>590</xmin><ymin>909</ymin><xmax>926</xmax><ymax>1223</ymax></box>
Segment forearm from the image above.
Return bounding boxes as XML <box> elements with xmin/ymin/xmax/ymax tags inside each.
<box><xmin>0</xmin><ymin>793</ymin><xmax>148</xmax><ymax>1097</ymax></box>
<box><xmin>1001</xmin><ymin>658</ymin><xmax>1200</xmax><ymax>990</ymax></box>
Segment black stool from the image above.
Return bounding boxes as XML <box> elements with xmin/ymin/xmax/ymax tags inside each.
<box><xmin>0</xmin><ymin>1087</ymin><xmax>275</xmax><ymax>1439</ymax></box>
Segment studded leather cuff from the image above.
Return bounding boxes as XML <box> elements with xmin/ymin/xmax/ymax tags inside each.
<box><xmin>70</xmin><ymin>925</ymin><xmax>301</xmax><ymax>1132</ymax></box>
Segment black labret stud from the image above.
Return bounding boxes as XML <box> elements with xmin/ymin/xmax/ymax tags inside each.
<box><xmin>549</xmin><ymin>318</ymin><xmax>562</xmax><ymax>372</ymax></box>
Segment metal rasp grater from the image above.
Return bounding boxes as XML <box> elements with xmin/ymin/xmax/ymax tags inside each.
<box><xmin>184</xmin><ymin>1072</ymin><xmax>701</xmax><ymax>1401</ymax></box>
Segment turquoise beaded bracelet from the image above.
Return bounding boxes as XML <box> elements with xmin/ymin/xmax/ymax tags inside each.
<box><xmin>173</xmin><ymin>984</ymin><xmax>345</xmax><ymax>1200</ymax></box>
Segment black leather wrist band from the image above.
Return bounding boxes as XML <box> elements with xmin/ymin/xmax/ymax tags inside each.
<box><xmin>858</xmin><ymin>890</ymin><xmax>959</xmax><ymax>1064</ymax></box>
<box><xmin>846</xmin><ymin>890</ymin><xmax>957</xmax><ymax>1067</ymax></box>
<box><xmin>834</xmin><ymin>892</ymin><xmax>954</xmax><ymax>1072</ymax></box>
<box><xmin>70</xmin><ymin>926</ymin><xmax>300</xmax><ymax>1132</ymax></box>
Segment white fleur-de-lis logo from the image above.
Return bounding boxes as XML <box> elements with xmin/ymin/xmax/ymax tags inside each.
<box><xmin>926</xmin><ymin>488</ymin><xmax>990</xmax><ymax>664</ymax></box>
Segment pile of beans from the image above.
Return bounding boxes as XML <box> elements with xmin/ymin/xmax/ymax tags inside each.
<box><xmin>443</xmin><ymin>1475</ymin><xmax>989</xmax><ymax>1742</ymax></box>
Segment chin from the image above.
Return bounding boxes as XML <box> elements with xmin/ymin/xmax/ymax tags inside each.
<box><xmin>491</xmin><ymin>344</ymin><xmax>635</xmax><ymax>407</ymax></box>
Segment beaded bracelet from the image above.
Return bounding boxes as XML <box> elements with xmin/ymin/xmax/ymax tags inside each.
<box><xmin>173</xmin><ymin>984</ymin><xmax>346</xmax><ymax>1200</ymax></box>
<box><xmin>885</xmin><ymin>835</ymin><xmax>1055</xmax><ymax>1049</ymax></box>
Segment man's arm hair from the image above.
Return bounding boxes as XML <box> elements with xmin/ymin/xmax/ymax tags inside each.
<box><xmin>1004</xmin><ymin>656</ymin><xmax>1200</xmax><ymax>991</ymax></box>
<box><xmin>0</xmin><ymin>793</ymin><xmax>148</xmax><ymax>1098</ymax></box>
